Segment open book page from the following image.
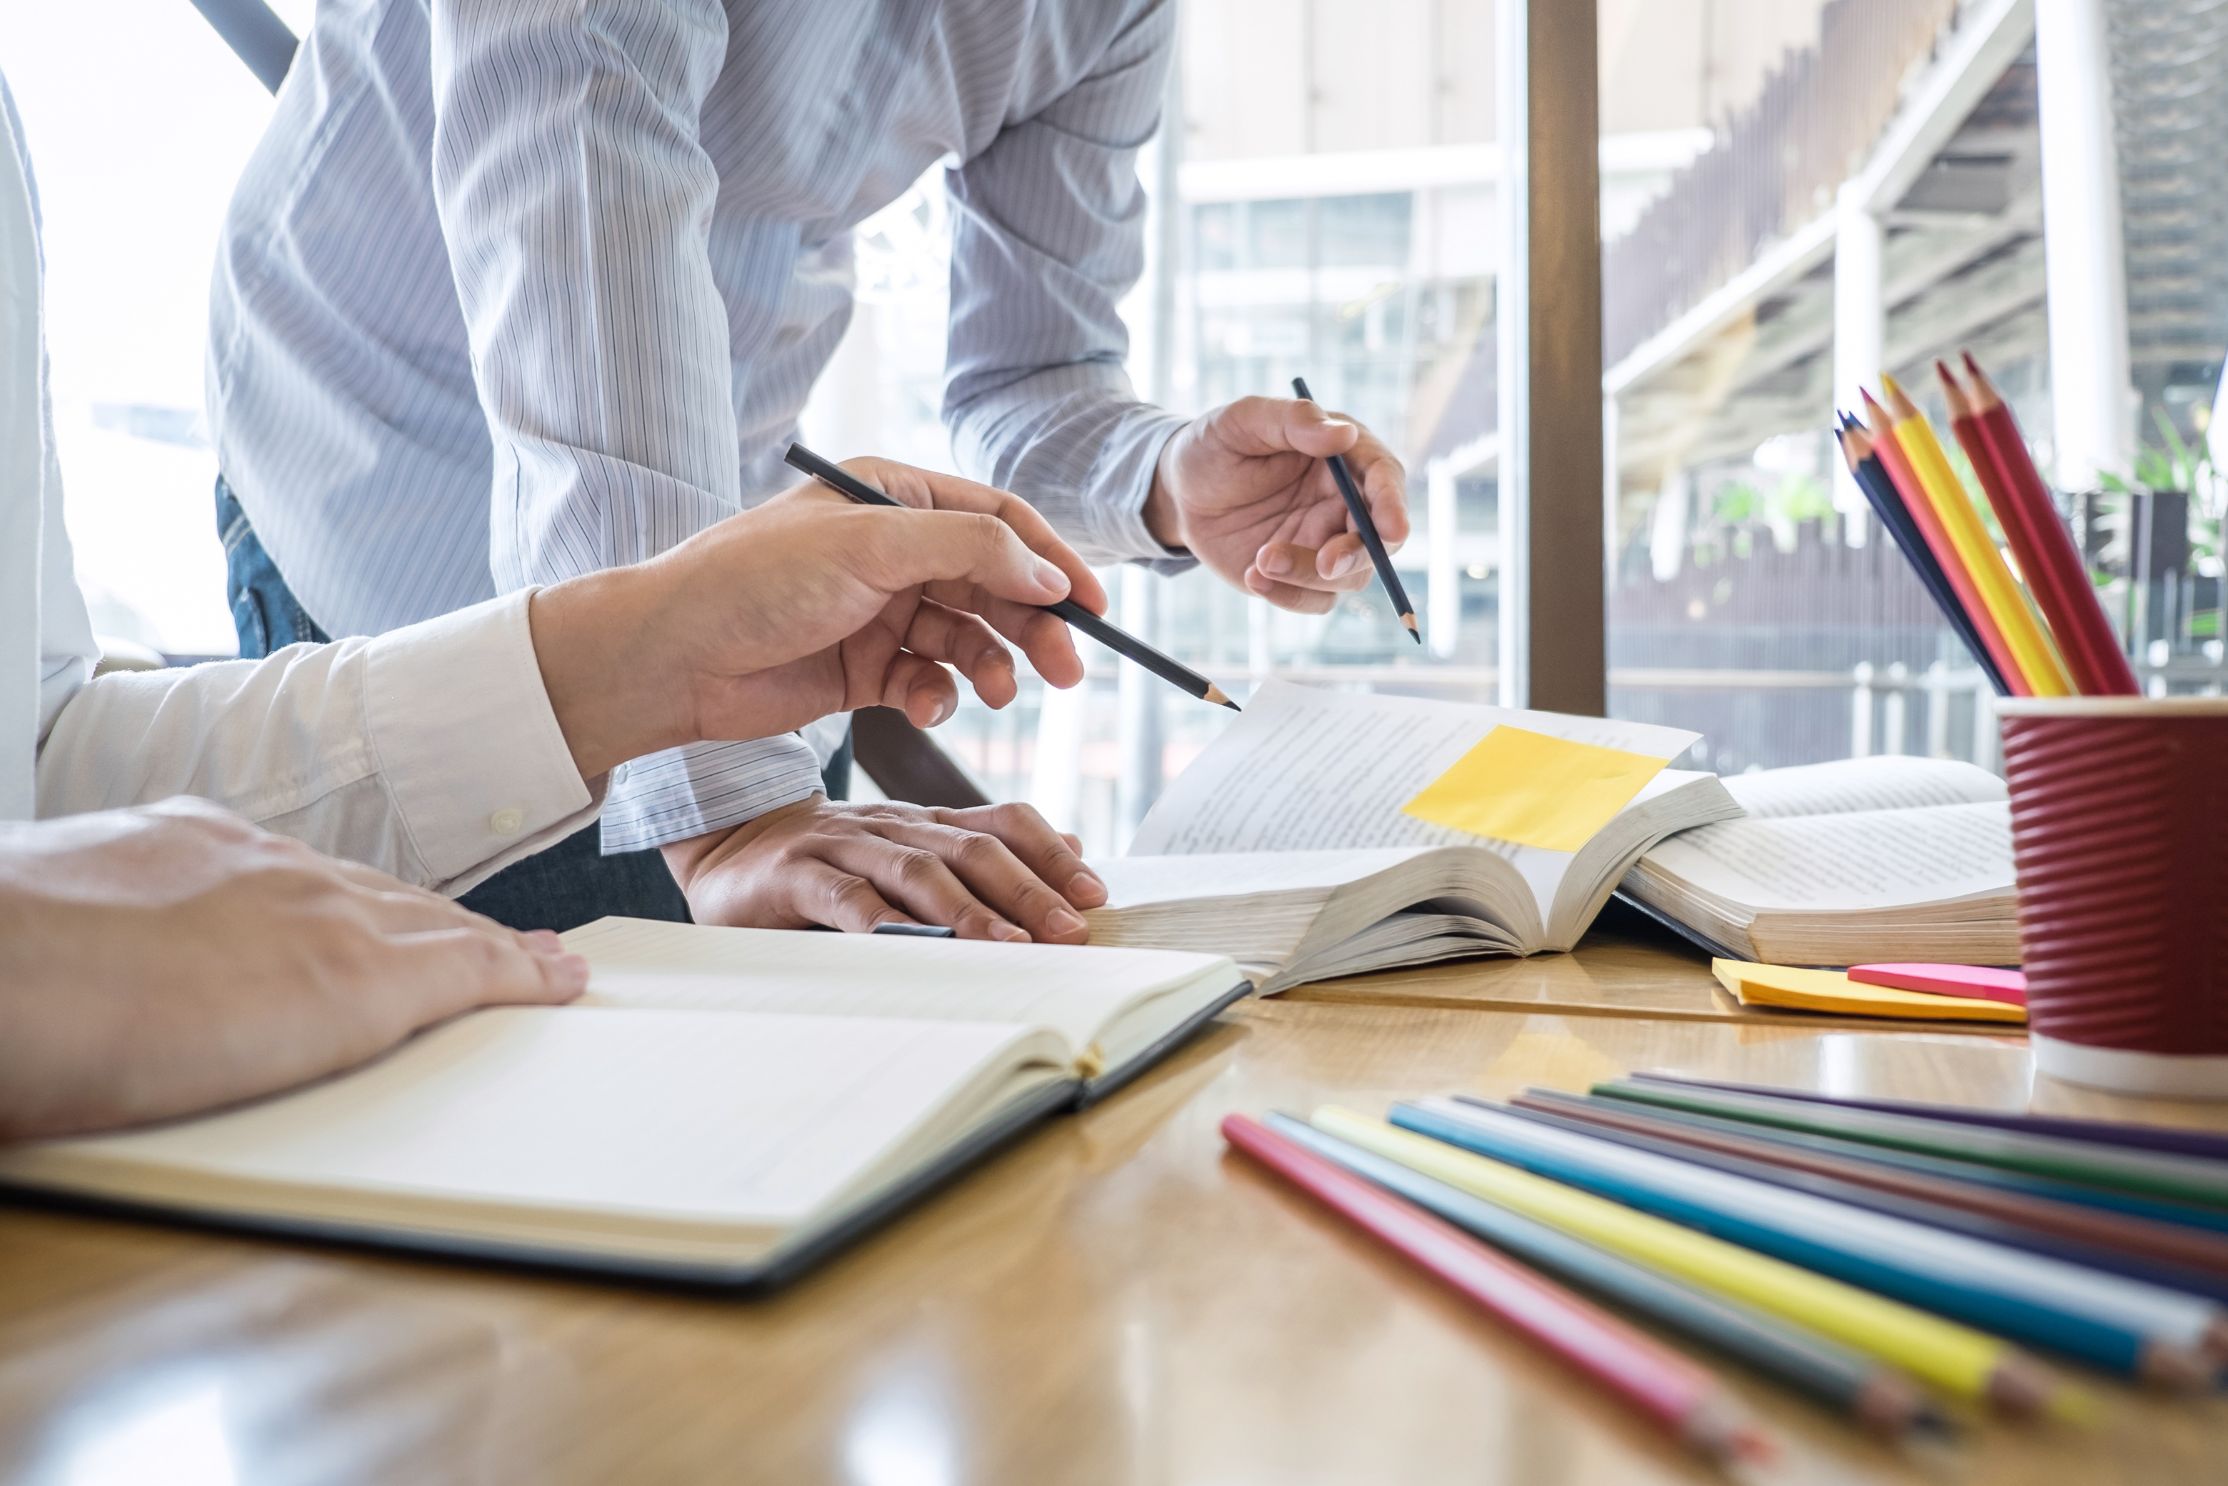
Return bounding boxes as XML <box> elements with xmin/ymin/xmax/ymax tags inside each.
<box><xmin>1130</xmin><ymin>681</ymin><xmax>1700</xmax><ymax>855</ymax></box>
<box><xmin>563</xmin><ymin>918</ymin><xmax>1232</xmax><ymax>1055</ymax></box>
<box><xmin>1722</xmin><ymin>756</ymin><xmax>2005</xmax><ymax>819</ymax></box>
<box><xmin>1090</xmin><ymin>847</ymin><xmax>1441</xmax><ymax>910</ymax></box>
<box><xmin>10</xmin><ymin>1008</ymin><xmax>1067</xmax><ymax>1236</ymax></box>
<box><xmin>1633</xmin><ymin>801</ymin><xmax>2011</xmax><ymax>911</ymax></box>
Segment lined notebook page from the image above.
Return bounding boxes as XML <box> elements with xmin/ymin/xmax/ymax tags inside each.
<box><xmin>1723</xmin><ymin>756</ymin><xmax>2006</xmax><ymax>818</ymax></box>
<box><xmin>1638</xmin><ymin>802</ymin><xmax>2012</xmax><ymax>910</ymax></box>
<box><xmin>563</xmin><ymin>919</ymin><xmax>1227</xmax><ymax>1053</ymax></box>
<box><xmin>20</xmin><ymin>1008</ymin><xmax>1059</xmax><ymax>1231</ymax></box>
<box><xmin>1129</xmin><ymin>681</ymin><xmax>1698</xmax><ymax>856</ymax></box>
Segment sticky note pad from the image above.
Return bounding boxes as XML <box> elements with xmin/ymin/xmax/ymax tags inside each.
<box><xmin>1711</xmin><ymin>960</ymin><xmax>2026</xmax><ymax>1024</ymax></box>
<box><xmin>1401</xmin><ymin>726</ymin><xmax>1667</xmax><ymax>852</ymax></box>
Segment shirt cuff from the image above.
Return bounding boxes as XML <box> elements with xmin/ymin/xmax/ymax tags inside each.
<box><xmin>1084</xmin><ymin>405</ymin><xmax>1197</xmax><ymax>571</ymax></box>
<box><xmin>598</xmin><ymin>735</ymin><xmax>828</xmax><ymax>852</ymax></box>
<box><xmin>360</xmin><ymin>590</ymin><xmax>598</xmax><ymax>888</ymax></box>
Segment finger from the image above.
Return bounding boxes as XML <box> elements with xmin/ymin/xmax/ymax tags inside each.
<box><xmin>820</xmin><ymin>833</ymin><xmax>1031</xmax><ymax>942</ymax></box>
<box><xmin>1340</xmin><ymin>428</ymin><xmax>1411</xmax><ymax>546</ymax></box>
<box><xmin>918</xmin><ymin>587</ymin><xmax>1086</xmax><ymax>689</ymax></box>
<box><xmin>1242</xmin><ymin>565</ymin><xmax>1339</xmax><ymax>614</ymax></box>
<box><xmin>896</xmin><ymin>603</ymin><xmax>1019</xmax><ymax>708</ymax></box>
<box><xmin>839</xmin><ymin>458</ymin><xmax>1110</xmax><ymax>617</ymax></box>
<box><xmin>938</xmin><ymin>801</ymin><xmax>1105</xmax><ymax>913</ymax></box>
<box><xmin>788</xmin><ymin>860</ymin><xmax>921</xmax><ymax>933</ymax></box>
<box><xmin>858</xmin><ymin>509</ymin><xmax>1082</xmax><ymax>615</ymax></box>
<box><xmin>388</xmin><ymin>925</ymin><xmax>588</xmax><ymax>1025</ymax></box>
<box><xmin>1202</xmin><ymin>395</ymin><xmax>1363</xmax><ymax>461</ymax></box>
<box><xmin>877</xmin><ymin>651</ymin><xmax>962</xmax><ymax>727</ymax></box>
<box><xmin>1251</xmin><ymin>540</ymin><xmax>1374</xmax><ymax>593</ymax></box>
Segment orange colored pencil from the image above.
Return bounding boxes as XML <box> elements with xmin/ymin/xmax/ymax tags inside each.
<box><xmin>1950</xmin><ymin>355</ymin><xmax>2140</xmax><ymax>695</ymax></box>
<box><xmin>1858</xmin><ymin>394</ymin><xmax>2031</xmax><ymax>694</ymax></box>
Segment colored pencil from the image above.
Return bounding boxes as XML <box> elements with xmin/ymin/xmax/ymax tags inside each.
<box><xmin>1218</xmin><ymin>1114</ymin><xmax>1770</xmax><ymax>1464</ymax></box>
<box><xmin>1555</xmin><ymin>1085</ymin><xmax>2228</xmax><ymax>1239</ymax></box>
<box><xmin>1874</xmin><ymin>378</ymin><xmax>2072</xmax><ymax>694</ymax></box>
<box><xmin>1263</xmin><ymin>1113</ymin><xmax>1949</xmax><ymax>1439</ymax></box>
<box><xmin>1837</xmin><ymin>423</ymin><xmax>2010</xmax><ymax>695</ymax></box>
<box><xmin>1400</xmin><ymin>1098</ymin><xmax>2224</xmax><ymax>1382</ymax></box>
<box><xmin>783</xmin><ymin>443</ymin><xmax>1240</xmax><ymax>710</ymax></box>
<box><xmin>1308</xmin><ymin>1106</ymin><xmax>2068</xmax><ymax>1414</ymax></box>
<box><xmin>1501</xmin><ymin>1094</ymin><xmax>2228</xmax><ymax>1303</ymax></box>
<box><xmin>1600</xmin><ymin>1077</ymin><xmax>2228</xmax><ymax>1212</ymax></box>
<box><xmin>1855</xmin><ymin>397</ymin><xmax>2029</xmax><ymax>694</ymax></box>
<box><xmin>1289</xmin><ymin>377</ymin><xmax>1418</xmax><ymax>643</ymax></box>
<box><xmin>1625</xmin><ymin>1072</ymin><xmax>2228</xmax><ymax>1163</ymax></box>
<box><xmin>1515</xmin><ymin>1091</ymin><xmax>2228</xmax><ymax>1292</ymax></box>
<box><xmin>1952</xmin><ymin>354</ymin><xmax>2140</xmax><ymax>695</ymax></box>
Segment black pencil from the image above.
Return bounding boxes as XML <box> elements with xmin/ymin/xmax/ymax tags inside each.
<box><xmin>783</xmin><ymin>444</ymin><xmax>1240</xmax><ymax>711</ymax></box>
<box><xmin>1291</xmin><ymin>377</ymin><xmax>1418</xmax><ymax>643</ymax></box>
<box><xmin>1834</xmin><ymin>421</ymin><xmax>2010</xmax><ymax>697</ymax></box>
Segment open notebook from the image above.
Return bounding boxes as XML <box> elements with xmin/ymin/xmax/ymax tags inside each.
<box><xmin>1083</xmin><ymin>682</ymin><xmax>1741</xmax><ymax>991</ymax></box>
<box><xmin>1618</xmin><ymin>755</ymin><xmax>2018</xmax><ymax>966</ymax></box>
<box><xmin>0</xmin><ymin>921</ymin><xmax>1246</xmax><ymax>1286</ymax></box>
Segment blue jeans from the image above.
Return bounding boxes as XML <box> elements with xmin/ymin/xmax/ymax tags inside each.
<box><xmin>218</xmin><ymin>478</ymin><xmax>850</xmax><ymax>932</ymax></box>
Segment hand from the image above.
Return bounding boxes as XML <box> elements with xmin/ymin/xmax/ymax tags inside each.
<box><xmin>662</xmin><ymin>796</ymin><xmax>1106</xmax><ymax>943</ymax></box>
<box><xmin>0</xmin><ymin>800</ymin><xmax>588</xmax><ymax>1141</ymax></box>
<box><xmin>529</xmin><ymin>459</ymin><xmax>1106</xmax><ymax>779</ymax></box>
<box><xmin>1145</xmin><ymin>397</ymin><xmax>1410</xmax><ymax>613</ymax></box>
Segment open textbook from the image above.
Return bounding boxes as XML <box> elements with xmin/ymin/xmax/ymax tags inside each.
<box><xmin>1083</xmin><ymin>682</ymin><xmax>1742</xmax><ymax>990</ymax></box>
<box><xmin>0</xmin><ymin>922</ymin><xmax>1245</xmax><ymax>1286</ymax></box>
<box><xmin>1618</xmin><ymin>754</ymin><xmax>2018</xmax><ymax>966</ymax></box>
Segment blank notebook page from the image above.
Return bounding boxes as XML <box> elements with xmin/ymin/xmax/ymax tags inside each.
<box><xmin>565</xmin><ymin>918</ymin><xmax>1226</xmax><ymax>1051</ymax></box>
<box><xmin>19</xmin><ymin>1007</ymin><xmax>1056</xmax><ymax>1231</ymax></box>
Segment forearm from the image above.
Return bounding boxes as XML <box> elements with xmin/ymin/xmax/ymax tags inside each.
<box><xmin>34</xmin><ymin>594</ymin><xmax>598</xmax><ymax>893</ymax></box>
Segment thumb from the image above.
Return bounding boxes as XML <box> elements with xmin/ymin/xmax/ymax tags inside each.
<box><xmin>1280</xmin><ymin>399</ymin><xmax>1363</xmax><ymax>459</ymax></box>
<box><xmin>859</xmin><ymin>509</ymin><xmax>1076</xmax><ymax>607</ymax></box>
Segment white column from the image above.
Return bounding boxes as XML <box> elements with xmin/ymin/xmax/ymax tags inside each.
<box><xmin>1426</xmin><ymin>457</ymin><xmax>1461</xmax><ymax>658</ymax></box>
<box><xmin>1494</xmin><ymin>0</ymin><xmax>1530</xmax><ymax>709</ymax></box>
<box><xmin>1832</xmin><ymin>186</ymin><xmax>1883</xmax><ymax>544</ymax></box>
<box><xmin>2035</xmin><ymin>0</ymin><xmax>2136</xmax><ymax>489</ymax></box>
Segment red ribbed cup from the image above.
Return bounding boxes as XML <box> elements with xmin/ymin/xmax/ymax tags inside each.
<box><xmin>1998</xmin><ymin>697</ymin><xmax>2228</xmax><ymax>1098</ymax></box>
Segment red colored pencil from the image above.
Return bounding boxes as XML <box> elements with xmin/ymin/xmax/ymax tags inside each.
<box><xmin>1951</xmin><ymin>354</ymin><xmax>2141</xmax><ymax>695</ymax></box>
<box><xmin>1220</xmin><ymin>1114</ymin><xmax>1771</xmax><ymax>1466</ymax></box>
<box><xmin>1858</xmin><ymin>395</ymin><xmax>2032</xmax><ymax>695</ymax></box>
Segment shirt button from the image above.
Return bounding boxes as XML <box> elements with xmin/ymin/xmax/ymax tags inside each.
<box><xmin>489</xmin><ymin>807</ymin><xmax>525</xmax><ymax>835</ymax></box>
<box><xmin>612</xmin><ymin>764</ymin><xmax>629</xmax><ymax>785</ymax></box>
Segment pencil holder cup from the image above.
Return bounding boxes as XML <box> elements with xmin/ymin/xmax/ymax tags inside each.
<box><xmin>1998</xmin><ymin>697</ymin><xmax>2228</xmax><ymax>1098</ymax></box>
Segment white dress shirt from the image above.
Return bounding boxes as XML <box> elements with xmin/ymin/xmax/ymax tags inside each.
<box><xmin>208</xmin><ymin>0</ymin><xmax>1189</xmax><ymax>854</ymax></box>
<box><xmin>2</xmin><ymin>78</ymin><xmax>596</xmax><ymax>896</ymax></box>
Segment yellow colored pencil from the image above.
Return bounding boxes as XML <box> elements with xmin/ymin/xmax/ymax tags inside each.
<box><xmin>1313</xmin><ymin>1106</ymin><xmax>2076</xmax><ymax>1415</ymax></box>
<box><xmin>1878</xmin><ymin>377</ymin><xmax>2072</xmax><ymax>695</ymax></box>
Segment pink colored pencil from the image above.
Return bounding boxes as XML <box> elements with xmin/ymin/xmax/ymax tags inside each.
<box><xmin>1221</xmin><ymin>1114</ymin><xmax>1771</xmax><ymax>1467</ymax></box>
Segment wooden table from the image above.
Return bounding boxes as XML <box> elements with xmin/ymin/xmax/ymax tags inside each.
<box><xmin>3</xmin><ymin>950</ymin><xmax>2223</xmax><ymax>1485</ymax></box>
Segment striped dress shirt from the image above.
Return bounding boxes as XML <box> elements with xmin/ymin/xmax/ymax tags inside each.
<box><xmin>208</xmin><ymin>0</ymin><xmax>1187</xmax><ymax>852</ymax></box>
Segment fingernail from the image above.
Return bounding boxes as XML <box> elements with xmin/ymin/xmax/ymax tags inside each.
<box><xmin>1262</xmin><ymin>549</ymin><xmax>1293</xmax><ymax>577</ymax></box>
<box><xmin>1048</xmin><ymin>908</ymin><xmax>1088</xmax><ymax>938</ymax></box>
<box><xmin>1034</xmin><ymin>558</ymin><xmax>1069</xmax><ymax>593</ymax></box>
<box><xmin>1065</xmin><ymin>870</ymin><xmax>1106</xmax><ymax>905</ymax></box>
<box><xmin>526</xmin><ymin>929</ymin><xmax>564</xmax><ymax>952</ymax></box>
<box><xmin>551</xmin><ymin>954</ymin><xmax>591</xmax><ymax>990</ymax></box>
<box><xmin>1320</xmin><ymin>416</ymin><xmax>1353</xmax><ymax>432</ymax></box>
<box><xmin>991</xmin><ymin>920</ymin><xmax>1030</xmax><ymax>942</ymax></box>
<box><xmin>1332</xmin><ymin>553</ymin><xmax>1363</xmax><ymax>578</ymax></box>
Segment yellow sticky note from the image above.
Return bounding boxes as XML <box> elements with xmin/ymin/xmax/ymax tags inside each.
<box><xmin>1401</xmin><ymin>726</ymin><xmax>1667</xmax><ymax>852</ymax></box>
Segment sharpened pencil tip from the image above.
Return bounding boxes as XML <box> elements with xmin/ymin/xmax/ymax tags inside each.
<box><xmin>1204</xmin><ymin>684</ymin><xmax>1240</xmax><ymax>711</ymax></box>
<box><xmin>1401</xmin><ymin>613</ymin><xmax>1421</xmax><ymax>642</ymax></box>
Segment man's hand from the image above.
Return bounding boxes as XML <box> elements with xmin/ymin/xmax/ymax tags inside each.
<box><xmin>0</xmin><ymin>800</ymin><xmax>588</xmax><ymax>1141</ymax></box>
<box><xmin>663</xmin><ymin>797</ymin><xmax>1105</xmax><ymax>944</ymax></box>
<box><xmin>1145</xmin><ymin>397</ymin><xmax>1410</xmax><ymax>614</ymax></box>
<box><xmin>528</xmin><ymin>459</ymin><xmax>1105</xmax><ymax>780</ymax></box>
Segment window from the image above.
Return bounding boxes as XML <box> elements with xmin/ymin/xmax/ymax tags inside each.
<box><xmin>1</xmin><ymin>3</ymin><xmax>316</xmax><ymax>657</ymax></box>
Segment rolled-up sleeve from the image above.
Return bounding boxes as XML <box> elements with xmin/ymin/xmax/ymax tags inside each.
<box><xmin>941</xmin><ymin>0</ymin><xmax>1192</xmax><ymax>570</ymax></box>
<box><xmin>430</xmin><ymin>0</ymin><xmax>812</xmax><ymax>850</ymax></box>
<box><xmin>35</xmin><ymin>594</ymin><xmax>599</xmax><ymax>896</ymax></box>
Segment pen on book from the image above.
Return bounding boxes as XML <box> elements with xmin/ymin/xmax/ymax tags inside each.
<box><xmin>783</xmin><ymin>444</ymin><xmax>1240</xmax><ymax>711</ymax></box>
<box><xmin>1290</xmin><ymin>377</ymin><xmax>1419</xmax><ymax>644</ymax></box>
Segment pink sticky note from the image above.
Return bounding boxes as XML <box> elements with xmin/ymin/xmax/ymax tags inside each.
<box><xmin>1848</xmin><ymin>963</ymin><xmax>2027</xmax><ymax>1008</ymax></box>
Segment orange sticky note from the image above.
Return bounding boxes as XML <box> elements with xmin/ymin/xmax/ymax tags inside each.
<box><xmin>1401</xmin><ymin>726</ymin><xmax>1666</xmax><ymax>852</ymax></box>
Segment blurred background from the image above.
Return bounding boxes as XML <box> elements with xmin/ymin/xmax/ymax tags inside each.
<box><xmin>6</xmin><ymin>0</ymin><xmax>2224</xmax><ymax>852</ymax></box>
